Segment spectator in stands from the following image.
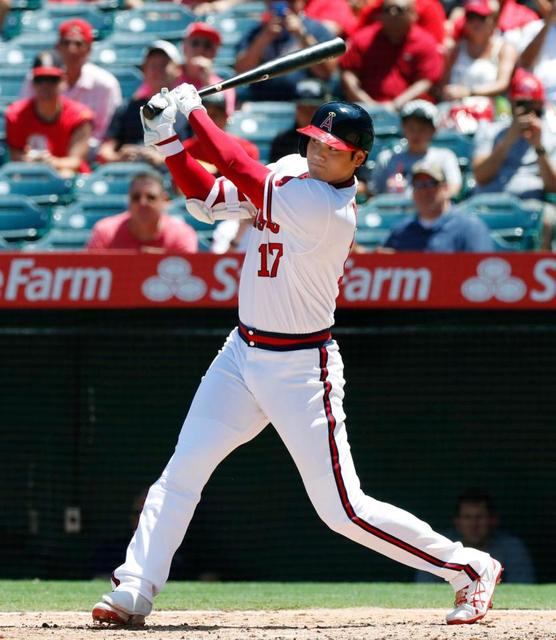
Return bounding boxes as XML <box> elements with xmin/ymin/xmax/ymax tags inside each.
<box><xmin>415</xmin><ymin>489</ymin><xmax>536</xmax><ymax>583</ymax></box>
<box><xmin>0</xmin><ymin>0</ymin><xmax>10</xmax><ymax>35</ymax></box>
<box><xmin>340</xmin><ymin>0</ymin><xmax>444</xmax><ymax>111</ymax></box>
<box><xmin>354</xmin><ymin>0</ymin><xmax>447</xmax><ymax>45</ymax></box>
<box><xmin>97</xmin><ymin>41</ymin><xmax>183</xmax><ymax>166</ymax></box>
<box><xmin>304</xmin><ymin>0</ymin><xmax>358</xmax><ymax>37</ymax></box>
<box><xmin>235</xmin><ymin>0</ymin><xmax>336</xmax><ymax>101</ymax></box>
<box><xmin>22</xmin><ymin>19</ymin><xmax>121</xmax><ymax>152</ymax></box>
<box><xmin>437</xmin><ymin>0</ymin><xmax>517</xmax><ymax>104</ymax></box>
<box><xmin>370</xmin><ymin>100</ymin><xmax>463</xmax><ymax>198</ymax></box>
<box><xmin>6</xmin><ymin>51</ymin><xmax>94</xmax><ymax>177</ymax></box>
<box><xmin>516</xmin><ymin>0</ymin><xmax>556</xmax><ymax>105</ymax></box>
<box><xmin>382</xmin><ymin>160</ymin><xmax>494</xmax><ymax>251</ymax></box>
<box><xmin>176</xmin><ymin>22</ymin><xmax>235</xmax><ymax>117</ymax></box>
<box><xmin>87</xmin><ymin>171</ymin><xmax>198</xmax><ymax>252</ymax></box>
<box><xmin>472</xmin><ymin>68</ymin><xmax>556</xmax><ymax>248</ymax></box>
<box><xmin>269</xmin><ymin>77</ymin><xmax>328</xmax><ymax>162</ymax></box>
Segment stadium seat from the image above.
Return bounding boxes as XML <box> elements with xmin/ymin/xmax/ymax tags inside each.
<box><xmin>167</xmin><ymin>197</ymin><xmax>213</xmax><ymax>251</ymax></box>
<box><xmin>0</xmin><ymin>162</ymin><xmax>74</xmax><ymax>207</ymax></box>
<box><xmin>227</xmin><ymin>112</ymin><xmax>288</xmax><ymax>163</ymax></box>
<box><xmin>355</xmin><ymin>194</ymin><xmax>415</xmax><ymax>249</ymax></box>
<box><xmin>17</xmin><ymin>4</ymin><xmax>114</xmax><ymax>40</ymax></box>
<box><xmin>458</xmin><ymin>192</ymin><xmax>543</xmax><ymax>251</ymax></box>
<box><xmin>1</xmin><ymin>0</ymin><xmax>42</xmax><ymax>39</ymax></box>
<box><xmin>205</xmin><ymin>14</ymin><xmax>259</xmax><ymax>47</ymax></box>
<box><xmin>74</xmin><ymin>162</ymin><xmax>171</xmax><ymax>198</ymax></box>
<box><xmin>241</xmin><ymin>101</ymin><xmax>296</xmax><ymax>126</ymax></box>
<box><xmin>223</xmin><ymin>0</ymin><xmax>264</xmax><ymax>17</ymax></box>
<box><xmin>3</xmin><ymin>32</ymin><xmax>57</xmax><ymax>66</ymax></box>
<box><xmin>356</xmin><ymin>103</ymin><xmax>401</xmax><ymax>137</ymax></box>
<box><xmin>0</xmin><ymin>194</ymin><xmax>50</xmax><ymax>243</ymax></box>
<box><xmin>109</xmin><ymin>66</ymin><xmax>143</xmax><ymax>100</ymax></box>
<box><xmin>91</xmin><ymin>33</ymin><xmax>153</xmax><ymax>68</ymax></box>
<box><xmin>22</xmin><ymin>227</ymin><xmax>91</xmax><ymax>251</ymax></box>
<box><xmin>113</xmin><ymin>3</ymin><xmax>194</xmax><ymax>42</ymax></box>
<box><xmin>430</xmin><ymin>128</ymin><xmax>474</xmax><ymax>172</ymax></box>
<box><xmin>51</xmin><ymin>195</ymin><xmax>128</xmax><ymax>231</ymax></box>
<box><xmin>0</xmin><ymin>68</ymin><xmax>30</xmax><ymax>104</ymax></box>
<box><xmin>213</xmin><ymin>42</ymin><xmax>237</xmax><ymax>69</ymax></box>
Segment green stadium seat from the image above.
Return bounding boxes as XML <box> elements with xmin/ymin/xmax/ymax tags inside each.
<box><xmin>113</xmin><ymin>3</ymin><xmax>194</xmax><ymax>41</ymax></box>
<box><xmin>167</xmin><ymin>196</ymin><xmax>213</xmax><ymax>251</ymax></box>
<box><xmin>91</xmin><ymin>34</ymin><xmax>152</xmax><ymax>67</ymax></box>
<box><xmin>227</xmin><ymin>112</ymin><xmax>288</xmax><ymax>163</ymax></box>
<box><xmin>430</xmin><ymin>128</ymin><xmax>474</xmax><ymax>172</ymax></box>
<box><xmin>17</xmin><ymin>4</ymin><xmax>114</xmax><ymax>40</ymax></box>
<box><xmin>22</xmin><ymin>227</ymin><xmax>91</xmax><ymax>250</ymax></box>
<box><xmin>110</xmin><ymin>66</ymin><xmax>143</xmax><ymax>100</ymax></box>
<box><xmin>240</xmin><ymin>101</ymin><xmax>296</xmax><ymax>125</ymax></box>
<box><xmin>356</xmin><ymin>103</ymin><xmax>401</xmax><ymax>138</ymax></box>
<box><xmin>51</xmin><ymin>195</ymin><xmax>128</xmax><ymax>231</ymax></box>
<box><xmin>205</xmin><ymin>14</ymin><xmax>259</xmax><ymax>47</ymax></box>
<box><xmin>224</xmin><ymin>0</ymin><xmax>264</xmax><ymax>17</ymax></box>
<box><xmin>355</xmin><ymin>194</ymin><xmax>415</xmax><ymax>249</ymax></box>
<box><xmin>0</xmin><ymin>68</ymin><xmax>30</xmax><ymax>104</ymax></box>
<box><xmin>0</xmin><ymin>194</ymin><xmax>50</xmax><ymax>244</ymax></box>
<box><xmin>213</xmin><ymin>43</ymin><xmax>237</xmax><ymax>69</ymax></box>
<box><xmin>458</xmin><ymin>192</ymin><xmax>543</xmax><ymax>251</ymax></box>
<box><xmin>0</xmin><ymin>162</ymin><xmax>74</xmax><ymax>206</ymax></box>
<box><xmin>74</xmin><ymin>162</ymin><xmax>171</xmax><ymax>197</ymax></box>
<box><xmin>3</xmin><ymin>32</ymin><xmax>57</xmax><ymax>66</ymax></box>
<box><xmin>1</xmin><ymin>0</ymin><xmax>43</xmax><ymax>39</ymax></box>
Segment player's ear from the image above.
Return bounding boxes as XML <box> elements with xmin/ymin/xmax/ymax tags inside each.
<box><xmin>353</xmin><ymin>150</ymin><xmax>367</xmax><ymax>168</ymax></box>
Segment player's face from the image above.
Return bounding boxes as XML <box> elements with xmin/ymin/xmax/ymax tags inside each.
<box><xmin>306</xmin><ymin>137</ymin><xmax>365</xmax><ymax>184</ymax></box>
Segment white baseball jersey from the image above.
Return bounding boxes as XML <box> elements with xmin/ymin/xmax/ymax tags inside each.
<box><xmin>238</xmin><ymin>154</ymin><xmax>357</xmax><ymax>335</ymax></box>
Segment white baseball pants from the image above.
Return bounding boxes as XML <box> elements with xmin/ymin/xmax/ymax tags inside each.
<box><xmin>113</xmin><ymin>327</ymin><xmax>492</xmax><ymax>600</ymax></box>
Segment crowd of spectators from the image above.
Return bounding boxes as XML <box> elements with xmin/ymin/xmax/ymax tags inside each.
<box><xmin>1</xmin><ymin>0</ymin><xmax>556</xmax><ymax>253</ymax></box>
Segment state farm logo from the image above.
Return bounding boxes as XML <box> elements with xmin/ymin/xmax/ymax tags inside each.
<box><xmin>0</xmin><ymin>258</ymin><xmax>111</xmax><ymax>301</ymax></box>
<box><xmin>461</xmin><ymin>258</ymin><xmax>527</xmax><ymax>303</ymax></box>
<box><xmin>142</xmin><ymin>257</ymin><xmax>207</xmax><ymax>302</ymax></box>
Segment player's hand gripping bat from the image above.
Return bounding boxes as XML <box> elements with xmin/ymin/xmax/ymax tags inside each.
<box><xmin>142</xmin><ymin>37</ymin><xmax>346</xmax><ymax>121</ymax></box>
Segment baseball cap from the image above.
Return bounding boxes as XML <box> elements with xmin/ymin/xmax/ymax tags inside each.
<box><xmin>400</xmin><ymin>99</ymin><xmax>439</xmax><ymax>127</ymax></box>
<box><xmin>145</xmin><ymin>39</ymin><xmax>182</xmax><ymax>65</ymax></box>
<box><xmin>59</xmin><ymin>18</ymin><xmax>94</xmax><ymax>43</ymax></box>
<box><xmin>293</xmin><ymin>79</ymin><xmax>327</xmax><ymax>104</ymax></box>
<box><xmin>32</xmin><ymin>50</ymin><xmax>64</xmax><ymax>79</ymax></box>
<box><xmin>464</xmin><ymin>0</ymin><xmax>495</xmax><ymax>16</ymax></box>
<box><xmin>184</xmin><ymin>22</ymin><xmax>222</xmax><ymax>47</ymax></box>
<box><xmin>411</xmin><ymin>160</ymin><xmax>446</xmax><ymax>182</ymax></box>
<box><xmin>509</xmin><ymin>67</ymin><xmax>545</xmax><ymax>101</ymax></box>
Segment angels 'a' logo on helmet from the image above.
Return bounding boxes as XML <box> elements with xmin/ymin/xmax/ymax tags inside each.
<box><xmin>319</xmin><ymin>111</ymin><xmax>336</xmax><ymax>132</ymax></box>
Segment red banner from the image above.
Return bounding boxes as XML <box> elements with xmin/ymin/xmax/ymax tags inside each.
<box><xmin>0</xmin><ymin>252</ymin><xmax>555</xmax><ymax>308</ymax></box>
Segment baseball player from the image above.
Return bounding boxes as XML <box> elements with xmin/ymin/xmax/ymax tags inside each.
<box><xmin>92</xmin><ymin>85</ymin><xmax>501</xmax><ymax>627</ymax></box>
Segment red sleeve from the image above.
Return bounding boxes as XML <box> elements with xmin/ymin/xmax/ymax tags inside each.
<box><xmin>165</xmin><ymin>146</ymin><xmax>217</xmax><ymax>199</ymax></box>
<box><xmin>188</xmin><ymin>109</ymin><xmax>270</xmax><ymax>210</ymax></box>
<box><xmin>411</xmin><ymin>30</ymin><xmax>445</xmax><ymax>83</ymax></box>
<box><xmin>416</xmin><ymin>0</ymin><xmax>446</xmax><ymax>44</ymax></box>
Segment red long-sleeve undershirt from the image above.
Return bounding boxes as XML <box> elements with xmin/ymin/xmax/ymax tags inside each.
<box><xmin>165</xmin><ymin>108</ymin><xmax>270</xmax><ymax>210</ymax></box>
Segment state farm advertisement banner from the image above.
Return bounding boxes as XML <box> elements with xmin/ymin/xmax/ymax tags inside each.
<box><xmin>0</xmin><ymin>252</ymin><xmax>556</xmax><ymax>309</ymax></box>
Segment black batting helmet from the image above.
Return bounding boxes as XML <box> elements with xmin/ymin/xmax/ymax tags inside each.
<box><xmin>297</xmin><ymin>101</ymin><xmax>374</xmax><ymax>157</ymax></box>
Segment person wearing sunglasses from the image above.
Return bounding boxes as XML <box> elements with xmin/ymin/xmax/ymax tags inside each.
<box><xmin>340</xmin><ymin>0</ymin><xmax>444</xmax><ymax>111</ymax></box>
<box><xmin>473</xmin><ymin>68</ymin><xmax>556</xmax><ymax>249</ymax></box>
<box><xmin>87</xmin><ymin>171</ymin><xmax>198</xmax><ymax>252</ymax></box>
<box><xmin>6</xmin><ymin>51</ymin><xmax>94</xmax><ymax>176</ymax></box>
<box><xmin>382</xmin><ymin>160</ymin><xmax>494</xmax><ymax>251</ymax></box>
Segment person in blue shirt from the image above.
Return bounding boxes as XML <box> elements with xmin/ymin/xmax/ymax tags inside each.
<box><xmin>234</xmin><ymin>0</ymin><xmax>336</xmax><ymax>101</ymax></box>
<box><xmin>383</xmin><ymin>160</ymin><xmax>495</xmax><ymax>252</ymax></box>
<box><xmin>416</xmin><ymin>489</ymin><xmax>536</xmax><ymax>584</ymax></box>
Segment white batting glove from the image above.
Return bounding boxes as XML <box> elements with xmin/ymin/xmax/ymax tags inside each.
<box><xmin>171</xmin><ymin>83</ymin><xmax>207</xmax><ymax>120</ymax></box>
<box><xmin>139</xmin><ymin>88</ymin><xmax>177</xmax><ymax>156</ymax></box>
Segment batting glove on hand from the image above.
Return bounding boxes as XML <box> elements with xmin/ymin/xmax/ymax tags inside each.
<box><xmin>140</xmin><ymin>88</ymin><xmax>177</xmax><ymax>148</ymax></box>
<box><xmin>171</xmin><ymin>83</ymin><xmax>206</xmax><ymax>119</ymax></box>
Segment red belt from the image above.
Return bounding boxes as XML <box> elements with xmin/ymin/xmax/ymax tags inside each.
<box><xmin>238</xmin><ymin>321</ymin><xmax>332</xmax><ymax>351</ymax></box>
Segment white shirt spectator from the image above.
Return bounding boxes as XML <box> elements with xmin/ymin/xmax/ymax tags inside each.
<box><xmin>21</xmin><ymin>62</ymin><xmax>122</xmax><ymax>145</ymax></box>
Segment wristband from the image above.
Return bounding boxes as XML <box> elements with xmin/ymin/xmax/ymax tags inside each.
<box><xmin>535</xmin><ymin>145</ymin><xmax>547</xmax><ymax>156</ymax></box>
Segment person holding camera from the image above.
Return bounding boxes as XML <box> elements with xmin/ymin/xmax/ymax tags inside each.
<box><xmin>472</xmin><ymin>68</ymin><xmax>556</xmax><ymax>248</ymax></box>
<box><xmin>235</xmin><ymin>0</ymin><xmax>335</xmax><ymax>101</ymax></box>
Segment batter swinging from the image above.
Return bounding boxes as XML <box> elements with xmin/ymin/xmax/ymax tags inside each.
<box><xmin>92</xmin><ymin>85</ymin><xmax>502</xmax><ymax>627</ymax></box>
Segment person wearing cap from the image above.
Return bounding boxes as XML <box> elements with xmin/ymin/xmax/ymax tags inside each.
<box><xmin>175</xmin><ymin>22</ymin><xmax>235</xmax><ymax>117</ymax></box>
<box><xmin>437</xmin><ymin>0</ymin><xmax>517</xmax><ymax>103</ymax></box>
<box><xmin>370</xmin><ymin>99</ymin><xmax>462</xmax><ymax>198</ymax></box>
<box><xmin>383</xmin><ymin>160</ymin><xmax>494</xmax><ymax>251</ymax></box>
<box><xmin>473</xmin><ymin>67</ymin><xmax>556</xmax><ymax>249</ymax></box>
<box><xmin>6</xmin><ymin>51</ymin><xmax>94</xmax><ymax>176</ymax></box>
<box><xmin>235</xmin><ymin>0</ymin><xmax>336</xmax><ymax>101</ymax></box>
<box><xmin>98</xmin><ymin>41</ymin><xmax>183</xmax><ymax>166</ymax></box>
<box><xmin>340</xmin><ymin>0</ymin><xmax>444</xmax><ymax>111</ymax></box>
<box><xmin>515</xmin><ymin>0</ymin><xmax>556</xmax><ymax>105</ymax></box>
<box><xmin>20</xmin><ymin>18</ymin><xmax>121</xmax><ymax>151</ymax></box>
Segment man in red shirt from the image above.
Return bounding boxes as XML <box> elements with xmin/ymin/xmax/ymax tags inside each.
<box><xmin>6</xmin><ymin>51</ymin><xmax>94</xmax><ymax>176</ymax></box>
<box><xmin>87</xmin><ymin>171</ymin><xmax>198</xmax><ymax>252</ymax></box>
<box><xmin>340</xmin><ymin>0</ymin><xmax>444</xmax><ymax>111</ymax></box>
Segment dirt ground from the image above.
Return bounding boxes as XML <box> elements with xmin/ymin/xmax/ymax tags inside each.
<box><xmin>0</xmin><ymin>609</ymin><xmax>555</xmax><ymax>640</ymax></box>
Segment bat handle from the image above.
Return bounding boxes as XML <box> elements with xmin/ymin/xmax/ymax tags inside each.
<box><xmin>142</xmin><ymin>83</ymin><xmax>221</xmax><ymax>121</ymax></box>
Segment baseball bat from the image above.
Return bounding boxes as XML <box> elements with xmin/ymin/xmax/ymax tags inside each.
<box><xmin>142</xmin><ymin>37</ymin><xmax>346</xmax><ymax>120</ymax></box>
